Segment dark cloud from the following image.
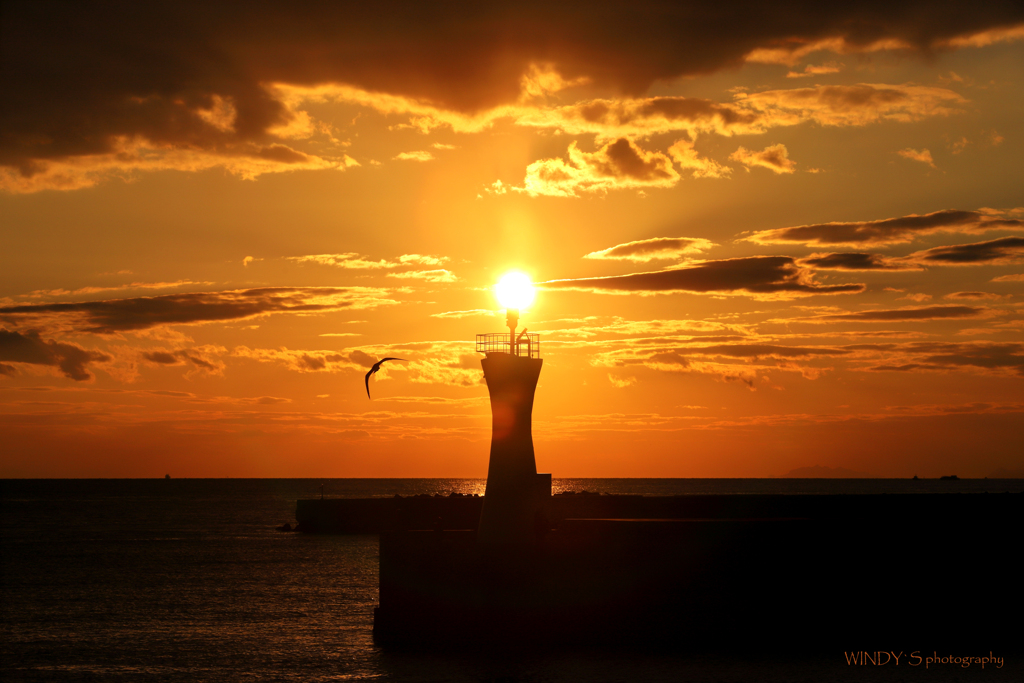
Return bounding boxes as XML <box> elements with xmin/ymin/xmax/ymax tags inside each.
<box><xmin>729</xmin><ymin>143</ymin><xmax>796</xmax><ymax>174</ymax></box>
<box><xmin>648</xmin><ymin>352</ymin><xmax>690</xmax><ymax>368</ymax></box>
<box><xmin>543</xmin><ymin>256</ymin><xmax>864</xmax><ymax>298</ymax></box>
<box><xmin>576</xmin><ymin>97</ymin><xmax>759</xmax><ymax>133</ymax></box>
<box><xmin>585</xmin><ymin>236</ymin><xmax>713</xmax><ymax>262</ymax></box>
<box><xmin>348</xmin><ymin>350</ymin><xmax>380</xmax><ymax>368</ymax></box>
<box><xmin>142</xmin><ymin>351</ymin><xmax>180</xmax><ymax>365</ymax></box>
<box><xmin>4</xmin><ymin>1</ymin><xmax>1023</xmax><ymax>175</ymax></box>
<box><xmin>231</xmin><ymin>346</ymin><xmax>375</xmax><ymax>373</ymax></box>
<box><xmin>600</xmin><ymin>139</ymin><xmax>675</xmax><ymax>181</ymax></box>
<box><xmin>142</xmin><ymin>348</ymin><xmax>223</xmax><ymax>372</ymax></box>
<box><xmin>919</xmin><ymin>343</ymin><xmax>1024</xmax><ymax>375</ymax></box>
<box><xmin>254</xmin><ymin>144</ymin><xmax>312</xmax><ymax>164</ymax></box>
<box><xmin>0</xmin><ymin>287</ymin><xmax>386</xmax><ymax>334</ymax></box>
<box><xmin>692</xmin><ymin>344</ymin><xmax>851</xmax><ymax>358</ymax></box>
<box><xmin>821</xmin><ymin>305</ymin><xmax>986</xmax><ymax>321</ymax></box>
<box><xmin>0</xmin><ymin>329</ymin><xmax>111</xmax><ymax>381</ymax></box>
<box><xmin>909</xmin><ymin>236</ymin><xmax>1024</xmax><ymax>265</ymax></box>
<box><xmin>520</xmin><ymin>138</ymin><xmax>678</xmax><ymax>196</ymax></box>
<box><xmin>254</xmin><ymin>396</ymin><xmax>291</xmax><ymax>405</ymax></box>
<box><xmin>799</xmin><ymin>252</ymin><xmax>918</xmax><ymax>271</ymax></box>
<box><xmin>748</xmin><ymin>210</ymin><xmax>1024</xmax><ymax>246</ymax></box>
<box><xmin>644</xmin><ymin>351</ymin><xmax>758</xmax><ymax>387</ymax></box>
<box><xmin>944</xmin><ymin>291</ymin><xmax>1003</xmax><ymax>300</ymax></box>
<box><xmin>867</xmin><ymin>342</ymin><xmax>1024</xmax><ymax>376</ymax></box>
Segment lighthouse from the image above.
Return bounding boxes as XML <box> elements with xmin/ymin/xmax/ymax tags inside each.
<box><xmin>476</xmin><ymin>273</ymin><xmax>549</xmax><ymax>545</ymax></box>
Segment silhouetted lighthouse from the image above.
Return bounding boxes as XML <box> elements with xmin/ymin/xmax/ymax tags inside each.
<box><xmin>476</xmin><ymin>300</ymin><xmax>549</xmax><ymax>544</ymax></box>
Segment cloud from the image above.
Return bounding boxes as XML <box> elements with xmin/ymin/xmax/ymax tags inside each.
<box><xmin>234</xmin><ymin>342</ymin><xmax>484</xmax><ymax>388</ymax></box>
<box><xmin>734</xmin><ymin>84</ymin><xmax>964</xmax><ymax>127</ymax></box>
<box><xmin>495</xmin><ymin>83</ymin><xmax>962</xmax><ymax>151</ymax></box>
<box><xmin>385</xmin><ymin>269</ymin><xmax>458</xmax><ymax>282</ymax></box>
<box><xmin>746</xmin><ymin>23</ymin><xmax>1024</xmax><ymax>65</ymax></box>
<box><xmin>288</xmin><ymin>253</ymin><xmax>393</xmax><ymax>269</ymax></box>
<box><xmin>591</xmin><ymin>341</ymin><xmax>850</xmax><ymax>386</ymax></box>
<box><xmin>377</xmin><ymin>395</ymin><xmax>487</xmax><ymax>406</ymax></box>
<box><xmin>535</xmin><ymin>316</ymin><xmax>748</xmax><ymax>340</ymax></box>
<box><xmin>907</xmin><ymin>237</ymin><xmax>1024</xmax><ymax>266</ymax></box>
<box><xmin>799</xmin><ymin>252</ymin><xmax>920</xmax><ymax>271</ymax></box>
<box><xmin>685</xmin><ymin>343</ymin><xmax>852</xmax><ymax>359</ymax></box>
<box><xmin>786</xmin><ymin>62</ymin><xmax>843</xmax><ymax>78</ymax></box>
<box><xmin>865</xmin><ymin>342</ymin><xmax>1024</xmax><ymax>376</ymax></box>
<box><xmin>141</xmin><ymin>346</ymin><xmax>226</xmax><ymax>375</ymax></box>
<box><xmin>609</xmin><ymin>351</ymin><xmax>760</xmax><ymax>388</ymax></box>
<box><xmin>22</xmin><ymin>280</ymin><xmax>213</xmax><ymax>299</ymax></box>
<box><xmin>394</xmin><ymin>151</ymin><xmax>434</xmax><ymax>162</ymax></box>
<box><xmin>517</xmin><ymin>138</ymin><xmax>678</xmax><ymax>197</ymax></box>
<box><xmin>4</xmin><ymin>4</ymin><xmax>1022</xmax><ymax>190</ymax></box>
<box><xmin>608</xmin><ymin>374</ymin><xmax>637</xmax><ymax>388</ymax></box>
<box><xmin>232</xmin><ymin>346</ymin><xmax>368</xmax><ymax>374</ymax></box>
<box><xmin>525</xmin><ymin>97</ymin><xmax>763</xmax><ymax>140</ymax></box>
<box><xmin>430</xmin><ymin>309</ymin><xmax>499</xmax><ymax>319</ymax></box>
<box><xmin>667</xmin><ymin>138</ymin><xmax>731</xmax><ymax>179</ymax></box>
<box><xmin>0</xmin><ymin>329</ymin><xmax>111</xmax><ymax>381</ymax></box>
<box><xmin>818</xmin><ymin>305</ymin><xmax>987</xmax><ymax>322</ymax></box>
<box><xmin>897</xmin><ymin>148</ymin><xmax>936</xmax><ymax>167</ymax></box>
<box><xmin>405</xmin><ymin>355</ymin><xmax>485</xmax><ymax>388</ymax></box>
<box><xmin>940</xmin><ymin>23</ymin><xmax>1024</xmax><ymax>49</ymax></box>
<box><xmin>288</xmin><ymin>82</ymin><xmax>966</xmax><ymax>152</ymax></box>
<box><xmin>992</xmin><ymin>273</ymin><xmax>1024</xmax><ymax>282</ymax></box>
<box><xmin>543</xmin><ymin>256</ymin><xmax>865</xmax><ymax>299</ymax></box>
<box><xmin>730</xmin><ymin>144</ymin><xmax>796</xmax><ymax>174</ymax></box>
<box><xmin>398</xmin><ymin>254</ymin><xmax>450</xmax><ymax>266</ymax></box>
<box><xmin>288</xmin><ymin>252</ymin><xmax>449</xmax><ymax>270</ymax></box>
<box><xmin>944</xmin><ymin>291</ymin><xmax>1004</xmax><ymax>300</ymax></box>
<box><xmin>0</xmin><ymin>137</ymin><xmax>353</xmax><ymax>194</ymax></box>
<box><xmin>584</xmin><ymin>237</ymin><xmax>716</xmax><ymax>262</ymax></box>
<box><xmin>747</xmin><ymin>209</ymin><xmax>1024</xmax><ymax>247</ymax></box>
<box><xmin>0</xmin><ymin>287</ymin><xmax>394</xmax><ymax>334</ymax></box>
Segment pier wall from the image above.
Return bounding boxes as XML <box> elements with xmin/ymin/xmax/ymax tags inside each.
<box><xmin>295</xmin><ymin>492</ymin><xmax>1017</xmax><ymax>533</ymax></box>
<box><xmin>373</xmin><ymin>506</ymin><xmax>1020</xmax><ymax>650</ymax></box>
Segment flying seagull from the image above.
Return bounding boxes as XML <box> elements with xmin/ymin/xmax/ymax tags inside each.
<box><xmin>365</xmin><ymin>357</ymin><xmax>407</xmax><ymax>399</ymax></box>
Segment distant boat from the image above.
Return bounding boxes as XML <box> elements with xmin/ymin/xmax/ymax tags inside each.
<box><xmin>165</xmin><ymin>474</ymin><xmax>171</xmax><ymax>479</ymax></box>
<box><xmin>939</xmin><ymin>475</ymin><xmax>959</xmax><ymax>480</ymax></box>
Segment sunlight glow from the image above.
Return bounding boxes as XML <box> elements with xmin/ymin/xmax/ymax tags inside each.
<box><xmin>495</xmin><ymin>271</ymin><xmax>536</xmax><ymax>310</ymax></box>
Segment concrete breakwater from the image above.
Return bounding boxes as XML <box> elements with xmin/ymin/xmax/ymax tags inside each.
<box><xmin>294</xmin><ymin>491</ymin><xmax>1018</xmax><ymax>533</ymax></box>
<box><xmin>369</xmin><ymin>492</ymin><xmax>1021</xmax><ymax>650</ymax></box>
<box><xmin>293</xmin><ymin>492</ymin><xmax>1021</xmax><ymax>649</ymax></box>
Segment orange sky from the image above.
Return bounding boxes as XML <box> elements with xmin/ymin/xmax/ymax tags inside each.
<box><xmin>2</xmin><ymin>2</ymin><xmax>1023</xmax><ymax>478</ymax></box>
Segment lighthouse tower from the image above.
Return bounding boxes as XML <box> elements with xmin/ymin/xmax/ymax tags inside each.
<box><xmin>476</xmin><ymin>300</ymin><xmax>548</xmax><ymax>545</ymax></box>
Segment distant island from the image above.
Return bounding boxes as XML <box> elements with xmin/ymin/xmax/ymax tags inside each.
<box><xmin>780</xmin><ymin>465</ymin><xmax>877</xmax><ymax>478</ymax></box>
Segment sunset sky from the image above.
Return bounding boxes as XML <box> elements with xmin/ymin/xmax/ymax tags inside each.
<box><xmin>2</xmin><ymin>2</ymin><xmax>1023</xmax><ymax>478</ymax></box>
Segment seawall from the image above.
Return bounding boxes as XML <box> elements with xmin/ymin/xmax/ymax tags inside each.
<box><xmin>295</xmin><ymin>491</ymin><xmax>1018</xmax><ymax>533</ymax></box>
<box><xmin>371</xmin><ymin>493</ymin><xmax>1022</xmax><ymax>650</ymax></box>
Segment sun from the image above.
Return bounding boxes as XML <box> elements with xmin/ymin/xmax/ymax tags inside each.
<box><xmin>495</xmin><ymin>271</ymin><xmax>536</xmax><ymax>310</ymax></box>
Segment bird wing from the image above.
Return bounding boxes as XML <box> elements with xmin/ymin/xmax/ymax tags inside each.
<box><xmin>365</xmin><ymin>358</ymin><xmax>407</xmax><ymax>399</ymax></box>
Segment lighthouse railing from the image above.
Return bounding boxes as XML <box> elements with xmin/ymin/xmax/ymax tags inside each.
<box><xmin>475</xmin><ymin>332</ymin><xmax>541</xmax><ymax>358</ymax></box>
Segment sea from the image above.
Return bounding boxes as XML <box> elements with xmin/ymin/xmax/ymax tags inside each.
<box><xmin>2</xmin><ymin>478</ymin><xmax>1020</xmax><ymax>682</ymax></box>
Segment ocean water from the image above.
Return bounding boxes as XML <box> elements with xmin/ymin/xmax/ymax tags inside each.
<box><xmin>2</xmin><ymin>478</ymin><xmax>1020</xmax><ymax>682</ymax></box>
